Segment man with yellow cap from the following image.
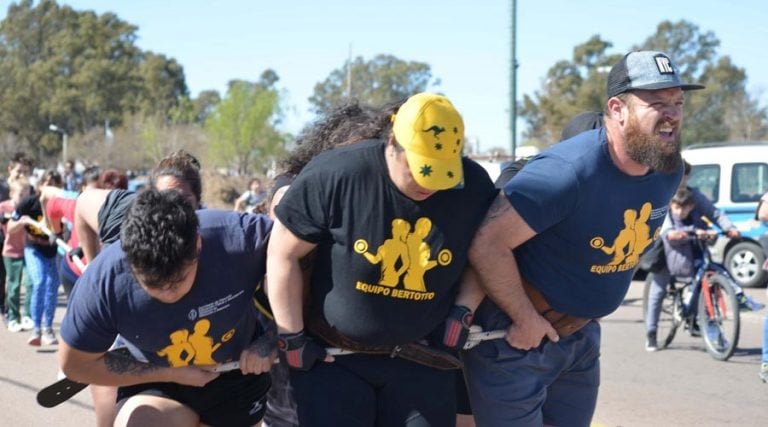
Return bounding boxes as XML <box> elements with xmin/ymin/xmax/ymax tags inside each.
<box><xmin>266</xmin><ymin>92</ymin><xmax>497</xmax><ymax>426</ymax></box>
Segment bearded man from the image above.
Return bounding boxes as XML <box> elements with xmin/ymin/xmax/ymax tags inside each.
<box><xmin>462</xmin><ymin>50</ymin><xmax>702</xmax><ymax>427</ymax></box>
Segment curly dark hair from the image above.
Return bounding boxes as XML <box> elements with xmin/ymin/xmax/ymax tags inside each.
<box><xmin>278</xmin><ymin>99</ymin><xmax>404</xmax><ymax>175</ymax></box>
<box><xmin>121</xmin><ymin>189</ymin><xmax>199</xmax><ymax>289</ymax></box>
<box><xmin>150</xmin><ymin>150</ymin><xmax>202</xmax><ymax>204</ymax></box>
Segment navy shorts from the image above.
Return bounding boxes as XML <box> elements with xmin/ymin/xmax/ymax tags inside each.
<box><xmin>116</xmin><ymin>370</ymin><xmax>270</xmax><ymax>426</ymax></box>
<box><xmin>463</xmin><ymin>320</ymin><xmax>601</xmax><ymax>427</ymax></box>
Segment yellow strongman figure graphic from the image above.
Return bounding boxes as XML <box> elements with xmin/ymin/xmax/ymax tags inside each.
<box><xmin>599</xmin><ymin>209</ymin><xmax>637</xmax><ymax>265</ymax></box>
<box><xmin>592</xmin><ymin>202</ymin><xmax>654</xmax><ymax>267</ymax></box>
<box><xmin>188</xmin><ymin>318</ymin><xmax>222</xmax><ymax>365</ymax></box>
<box><xmin>628</xmin><ymin>202</ymin><xmax>653</xmax><ymax>264</ymax></box>
<box><xmin>157</xmin><ymin>329</ymin><xmax>196</xmax><ymax>367</ymax></box>
<box><xmin>358</xmin><ymin>219</ymin><xmax>411</xmax><ymax>286</ymax></box>
<box><xmin>404</xmin><ymin>218</ymin><xmax>438</xmax><ymax>292</ymax></box>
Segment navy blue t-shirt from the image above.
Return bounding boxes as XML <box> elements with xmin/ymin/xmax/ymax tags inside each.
<box><xmin>61</xmin><ymin>210</ymin><xmax>273</xmax><ymax>367</ymax></box>
<box><xmin>504</xmin><ymin>128</ymin><xmax>682</xmax><ymax>318</ymax></box>
<box><xmin>276</xmin><ymin>139</ymin><xmax>497</xmax><ymax>346</ymax></box>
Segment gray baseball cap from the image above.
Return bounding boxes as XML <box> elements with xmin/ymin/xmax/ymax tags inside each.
<box><xmin>606</xmin><ymin>51</ymin><xmax>705</xmax><ymax>98</ymax></box>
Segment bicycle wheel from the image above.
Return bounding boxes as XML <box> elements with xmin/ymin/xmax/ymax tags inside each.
<box><xmin>643</xmin><ymin>275</ymin><xmax>681</xmax><ymax>349</ymax></box>
<box><xmin>697</xmin><ymin>273</ymin><xmax>741</xmax><ymax>361</ymax></box>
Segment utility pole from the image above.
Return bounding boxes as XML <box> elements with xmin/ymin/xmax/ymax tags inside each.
<box><xmin>510</xmin><ymin>0</ymin><xmax>518</xmax><ymax>159</ymax></box>
<box><xmin>48</xmin><ymin>124</ymin><xmax>68</xmax><ymax>166</ymax></box>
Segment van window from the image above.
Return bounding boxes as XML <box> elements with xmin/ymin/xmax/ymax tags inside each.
<box><xmin>689</xmin><ymin>164</ymin><xmax>719</xmax><ymax>203</ymax></box>
<box><xmin>731</xmin><ymin>162</ymin><xmax>768</xmax><ymax>203</ymax></box>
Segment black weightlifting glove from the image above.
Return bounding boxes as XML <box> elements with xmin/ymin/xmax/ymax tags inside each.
<box><xmin>68</xmin><ymin>246</ymin><xmax>85</xmax><ymax>263</ymax></box>
<box><xmin>277</xmin><ymin>330</ymin><xmax>327</xmax><ymax>371</ymax></box>
<box><xmin>431</xmin><ymin>305</ymin><xmax>473</xmax><ymax>351</ymax></box>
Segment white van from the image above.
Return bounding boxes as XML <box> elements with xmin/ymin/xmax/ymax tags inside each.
<box><xmin>683</xmin><ymin>142</ymin><xmax>768</xmax><ymax>287</ymax></box>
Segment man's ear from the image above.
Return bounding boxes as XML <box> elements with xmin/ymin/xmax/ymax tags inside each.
<box><xmin>606</xmin><ymin>96</ymin><xmax>627</xmax><ymax>122</ymax></box>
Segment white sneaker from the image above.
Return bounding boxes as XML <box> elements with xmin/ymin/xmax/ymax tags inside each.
<box><xmin>21</xmin><ymin>316</ymin><xmax>34</xmax><ymax>331</ymax></box>
<box><xmin>42</xmin><ymin>328</ymin><xmax>58</xmax><ymax>346</ymax></box>
<box><xmin>7</xmin><ymin>319</ymin><xmax>23</xmax><ymax>333</ymax></box>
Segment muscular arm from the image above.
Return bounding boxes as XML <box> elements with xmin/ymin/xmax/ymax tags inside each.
<box><xmin>75</xmin><ymin>189</ymin><xmax>110</xmax><ymax>263</ymax></box>
<box><xmin>468</xmin><ymin>192</ymin><xmax>559</xmax><ymax>349</ymax></box>
<box><xmin>266</xmin><ymin>219</ymin><xmax>318</xmax><ymax>334</ymax></box>
<box><xmin>58</xmin><ymin>340</ymin><xmax>218</xmax><ymax>387</ymax></box>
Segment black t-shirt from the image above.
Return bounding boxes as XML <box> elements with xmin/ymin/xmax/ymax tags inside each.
<box><xmin>276</xmin><ymin>139</ymin><xmax>497</xmax><ymax>346</ymax></box>
<box><xmin>14</xmin><ymin>194</ymin><xmax>57</xmax><ymax>258</ymax></box>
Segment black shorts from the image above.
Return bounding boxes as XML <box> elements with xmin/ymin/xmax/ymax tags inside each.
<box><xmin>116</xmin><ymin>370</ymin><xmax>271</xmax><ymax>426</ymax></box>
<box><xmin>97</xmin><ymin>189</ymin><xmax>136</xmax><ymax>244</ymax></box>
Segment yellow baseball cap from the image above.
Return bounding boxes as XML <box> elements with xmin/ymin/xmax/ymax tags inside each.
<box><xmin>392</xmin><ymin>93</ymin><xmax>465</xmax><ymax>190</ymax></box>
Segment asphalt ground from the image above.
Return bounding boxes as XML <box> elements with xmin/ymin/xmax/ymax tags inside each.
<box><xmin>1</xmin><ymin>282</ymin><xmax>766</xmax><ymax>426</ymax></box>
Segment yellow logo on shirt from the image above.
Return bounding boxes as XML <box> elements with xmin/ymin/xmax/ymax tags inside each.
<box><xmin>353</xmin><ymin>217</ymin><xmax>450</xmax><ymax>300</ymax></box>
<box><xmin>589</xmin><ymin>202</ymin><xmax>659</xmax><ymax>274</ymax></box>
<box><xmin>157</xmin><ymin>318</ymin><xmax>223</xmax><ymax>367</ymax></box>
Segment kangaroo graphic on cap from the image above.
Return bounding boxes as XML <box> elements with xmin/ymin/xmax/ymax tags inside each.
<box><xmin>423</xmin><ymin>125</ymin><xmax>446</xmax><ymax>138</ymax></box>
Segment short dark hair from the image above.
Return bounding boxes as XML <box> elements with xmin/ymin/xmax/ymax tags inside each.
<box><xmin>82</xmin><ymin>166</ymin><xmax>101</xmax><ymax>185</ymax></box>
<box><xmin>671</xmin><ymin>187</ymin><xmax>695</xmax><ymax>207</ymax></box>
<box><xmin>121</xmin><ymin>189</ymin><xmax>199</xmax><ymax>289</ymax></box>
<box><xmin>10</xmin><ymin>152</ymin><xmax>33</xmax><ymax>168</ymax></box>
<box><xmin>151</xmin><ymin>150</ymin><xmax>202</xmax><ymax>204</ymax></box>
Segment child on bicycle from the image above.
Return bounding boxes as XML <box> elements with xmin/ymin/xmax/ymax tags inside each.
<box><xmin>646</xmin><ymin>188</ymin><xmax>762</xmax><ymax>351</ymax></box>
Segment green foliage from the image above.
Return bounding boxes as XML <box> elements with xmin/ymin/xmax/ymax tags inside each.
<box><xmin>520</xmin><ymin>20</ymin><xmax>768</xmax><ymax>147</ymax></box>
<box><xmin>309</xmin><ymin>54</ymin><xmax>439</xmax><ymax>113</ymax></box>
<box><xmin>0</xmin><ymin>0</ymin><xmax>188</xmax><ymax>159</ymax></box>
<box><xmin>204</xmin><ymin>70</ymin><xmax>287</xmax><ymax>175</ymax></box>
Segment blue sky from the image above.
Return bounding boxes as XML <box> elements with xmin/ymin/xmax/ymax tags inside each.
<box><xmin>3</xmin><ymin>1</ymin><xmax>766</xmax><ymax>153</ymax></box>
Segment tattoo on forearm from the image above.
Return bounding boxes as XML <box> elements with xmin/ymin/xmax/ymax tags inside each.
<box><xmin>104</xmin><ymin>353</ymin><xmax>159</xmax><ymax>376</ymax></box>
<box><xmin>479</xmin><ymin>194</ymin><xmax>511</xmax><ymax>228</ymax></box>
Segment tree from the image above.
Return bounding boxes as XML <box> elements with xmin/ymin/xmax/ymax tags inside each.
<box><xmin>519</xmin><ymin>35</ymin><xmax>618</xmax><ymax>145</ymax></box>
<box><xmin>309</xmin><ymin>54</ymin><xmax>440</xmax><ymax>113</ymax></box>
<box><xmin>204</xmin><ymin>70</ymin><xmax>287</xmax><ymax>176</ymax></box>
<box><xmin>519</xmin><ymin>20</ymin><xmax>768</xmax><ymax>147</ymax></box>
<box><xmin>0</xmin><ymin>0</ymin><xmax>190</xmax><ymax>159</ymax></box>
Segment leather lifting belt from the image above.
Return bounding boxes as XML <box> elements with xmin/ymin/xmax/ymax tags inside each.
<box><xmin>306</xmin><ymin>312</ymin><xmax>462</xmax><ymax>370</ymax></box>
<box><xmin>521</xmin><ymin>279</ymin><xmax>593</xmax><ymax>337</ymax></box>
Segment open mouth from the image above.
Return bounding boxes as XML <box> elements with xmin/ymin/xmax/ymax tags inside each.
<box><xmin>657</xmin><ymin>123</ymin><xmax>676</xmax><ymax>140</ymax></box>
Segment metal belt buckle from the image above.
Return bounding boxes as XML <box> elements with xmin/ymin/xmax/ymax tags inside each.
<box><xmin>389</xmin><ymin>345</ymin><xmax>402</xmax><ymax>358</ymax></box>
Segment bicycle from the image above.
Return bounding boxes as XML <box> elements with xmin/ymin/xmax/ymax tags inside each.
<box><xmin>642</xmin><ymin>222</ymin><xmax>741</xmax><ymax>361</ymax></box>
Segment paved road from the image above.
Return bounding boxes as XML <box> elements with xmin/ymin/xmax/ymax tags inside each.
<box><xmin>0</xmin><ymin>283</ymin><xmax>766</xmax><ymax>426</ymax></box>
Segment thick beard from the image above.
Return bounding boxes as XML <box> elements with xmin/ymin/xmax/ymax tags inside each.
<box><xmin>624</xmin><ymin>114</ymin><xmax>682</xmax><ymax>174</ymax></box>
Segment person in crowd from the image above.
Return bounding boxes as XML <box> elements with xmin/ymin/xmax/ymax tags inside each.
<box><xmin>455</xmin><ymin>110</ymin><xmax>606</xmax><ymax>427</ymax></box>
<box><xmin>645</xmin><ymin>161</ymin><xmax>763</xmax><ymax>350</ymax></box>
<box><xmin>234</xmin><ymin>177</ymin><xmax>267</xmax><ymax>213</ymax></box>
<box><xmin>756</xmin><ymin>191</ymin><xmax>768</xmax><ymax>383</ymax></box>
<box><xmin>0</xmin><ymin>152</ymin><xmax>33</xmax><ymax>319</ymax></box>
<box><xmin>1</xmin><ymin>177</ymin><xmax>33</xmax><ymax>332</ymax></box>
<box><xmin>72</xmin><ymin>150</ymin><xmax>204</xmax><ymax>427</ymax></box>
<box><xmin>97</xmin><ymin>168</ymin><xmax>128</xmax><ymax>191</ymax></box>
<box><xmin>10</xmin><ymin>170</ymin><xmax>63</xmax><ymax>346</ymax></box>
<box><xmin>62</xmin><ymin>159</ymin><xmax>81</xmax><ymax>192</ymax></box>
<box><xmin>462</xmin><ymin>50</ymin><xmax>698</xmax><ymax>426</ymax></box>
<box><xmin>260</xmin><ymin>101</ymin><xmax>396</xmax><ymax>427</ymax></box>
<box><xmin>267</xmin><ymin>92</ymin><xmax>497</xmax><ymax>426</ymax></box>
<box><xmin>59</xmin><ymin>189</ymin><xmax>276</xmax><ymax>426</ymax></box>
